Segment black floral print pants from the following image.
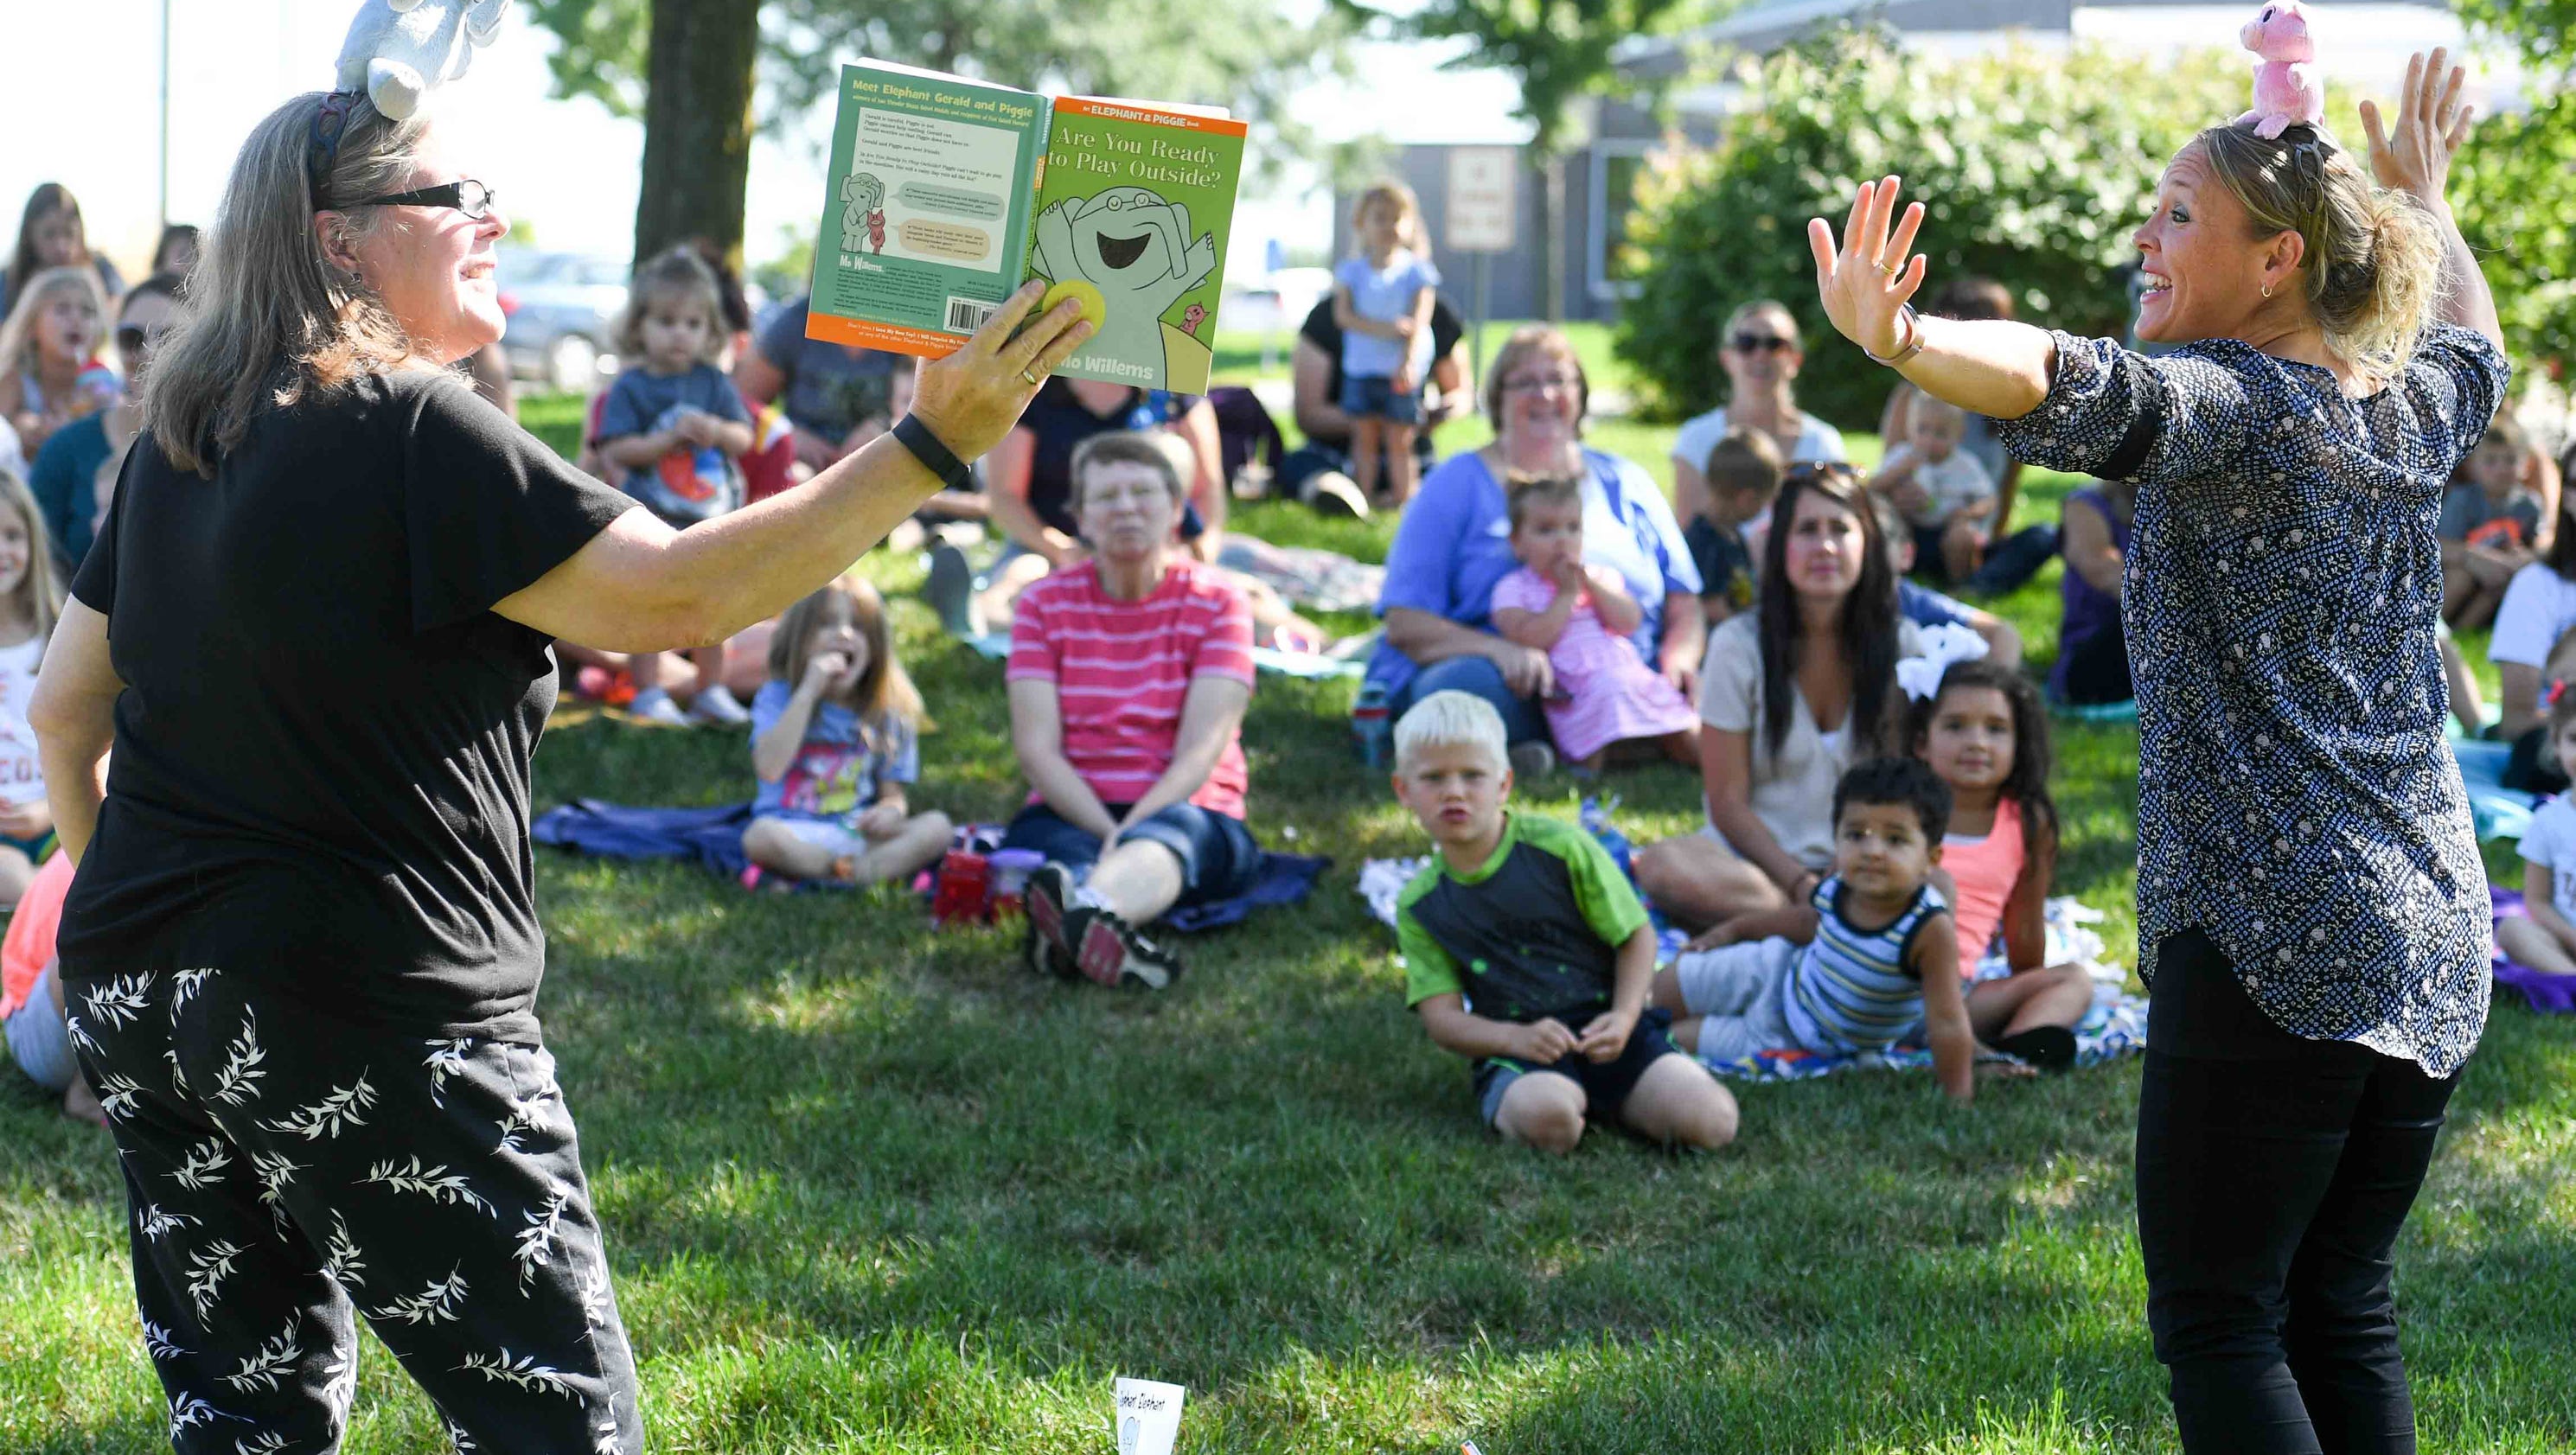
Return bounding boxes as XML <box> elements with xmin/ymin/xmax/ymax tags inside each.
<box><xmin>67</xmin><ymin>966</ymin><xmax>641</xmax><ymax>1454</ymax></box>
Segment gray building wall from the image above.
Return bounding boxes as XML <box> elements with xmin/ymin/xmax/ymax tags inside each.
<box><xmin>1330</xmin><ymin>143</ymin><xmax>1646</xmax><ymax>324</ymax></box>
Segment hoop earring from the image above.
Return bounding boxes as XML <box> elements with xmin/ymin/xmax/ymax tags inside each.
<box><xmin>2261</xmin><ymin>284</ymin><xmax>2273</xmax><ymax>299</ymax></box>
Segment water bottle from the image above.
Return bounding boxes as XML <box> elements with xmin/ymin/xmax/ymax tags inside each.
<box><xmin>1351</xmin><ymin>681</ymin><xmax>1393</xmax><ymax>768</ymax></box>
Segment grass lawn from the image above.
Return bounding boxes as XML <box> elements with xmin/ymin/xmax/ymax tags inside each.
<box><xmin>5</xmin><ymin>399</ymin><xmax>2573</xmax><ymax>1452</ymax></box>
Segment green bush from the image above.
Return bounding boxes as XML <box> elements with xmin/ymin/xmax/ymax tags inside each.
<box><xmin>1614</xmin><ymin>27</ymin><xmax>2247</xmax><ymax>431</ymax></box>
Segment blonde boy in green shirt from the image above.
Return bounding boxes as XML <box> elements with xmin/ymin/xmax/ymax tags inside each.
<box><xmin>1390</xmin><ymin>691</ymin><xmax>1740</xmax><ymax>1153</ymax></box>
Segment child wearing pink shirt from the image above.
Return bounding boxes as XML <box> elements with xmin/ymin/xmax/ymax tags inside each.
<box><xmin>1489</xmin><ymin>475</ymin><xmax>1698</xmax><ymax>770</ymax></box>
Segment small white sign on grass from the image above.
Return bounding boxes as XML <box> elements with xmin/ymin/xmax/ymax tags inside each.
<box><xmin>1114</xmin><ymin>1376</ymin><xmax>1186</xmax><ymax>1455</ymax></box>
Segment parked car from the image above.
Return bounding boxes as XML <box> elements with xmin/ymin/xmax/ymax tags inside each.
<box><xmin>1218</xmin><ymin>266</ymin><xmax>1333</xmax><ymax>337</ymax></box>
<box><xmin>495</xmin><ymin>247</ymin><xmax>629</xmax><ymax>392</ymax></box>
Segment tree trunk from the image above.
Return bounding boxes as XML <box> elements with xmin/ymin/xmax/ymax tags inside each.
<box><xmin>632</xmin><ymin>0</ymin><xmax>761</xmax><ymax>274</ymax></box>
<box><xmin>1541</xmin><ymin>150</ymin><xmax>1565</xmax><ymax>322</ymax></box>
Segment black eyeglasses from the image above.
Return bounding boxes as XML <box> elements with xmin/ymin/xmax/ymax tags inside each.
<box><xmin>1730</xmin><ymin>333</ymin><xmax>1794</xmax><ymax>354</ymax></box>
<box><xmin>342</xmin><ymin>179</ymin><xmax>497</xmax><ymax>220</ymax></box>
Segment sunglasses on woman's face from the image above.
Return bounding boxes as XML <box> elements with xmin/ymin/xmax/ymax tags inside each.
<box><xmin>1730</xmin><ymin>333</ymin><xmax>1794</xmax><ymax>354</ymax></box>
<box><xmin>348</xmin><ymin>179</ymin><xmax>497</xmax><ymax>220</ymax></box>
<box><xmin>116</xmin><ymin>326</ymin><xmax>161</xmax><ymax>354</ymax></box>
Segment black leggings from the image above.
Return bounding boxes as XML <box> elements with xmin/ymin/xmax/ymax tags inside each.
<box><xmin>2136</xmin><ymin>929</ymin><xmax>2459</xmax><ymax>1454</ymax></box>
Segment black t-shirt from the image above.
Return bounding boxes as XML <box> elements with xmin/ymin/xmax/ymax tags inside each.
<box><xmin>1296</xmin><ymin>295</ymin><xmax>1465</xmax><ymax>449</ymax></box>
<box><xmin>1014</xmin><ymin>380</ymin><xmax>1201</xmax><ymax>540</ymax></box>
<box><xmin>61</xmin><ymin>370</ymin><xmax>634</xmax><ymax>1039</ymax></box>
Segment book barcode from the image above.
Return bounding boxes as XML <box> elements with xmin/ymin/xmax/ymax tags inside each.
<box><xmin>945</xmin><ymin>297</ymin><xmax>1000</xmax><ymax>333</ymax></box>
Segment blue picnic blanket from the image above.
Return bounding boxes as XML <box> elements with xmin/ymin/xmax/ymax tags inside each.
<box><xmin>535</xmin><ymin>798</ymin><xmax>757</xmax><ymax>877</ymax></box>
<box><xmin>532</xmin><ymin>798</ymin><xmax>1326</xmax><ymax>929</ymax></box>
<box><xmin>2452</xmin><ymin>738</ymin><xmax>2535</xmax><ymax>842</ymax></box>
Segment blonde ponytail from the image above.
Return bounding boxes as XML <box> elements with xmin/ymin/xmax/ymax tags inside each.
<box><xmin>2320</xmin><ymin>187</ymin><xmax>2444</xmax><ymax>377</ymax></box>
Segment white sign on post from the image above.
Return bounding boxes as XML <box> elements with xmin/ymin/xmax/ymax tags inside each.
<box><xmin>1114</xmin><ymin>1376</ymin><xmax>1186</xmax><ymax>1455</ymax></box>
<box><xmin>1443</xmin><ymin>146</ymin><xmax>1519</xmax><ymax>253</ymax></box>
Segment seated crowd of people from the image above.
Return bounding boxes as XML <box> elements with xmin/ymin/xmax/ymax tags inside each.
<box><xmin>5</xmin><ymin>171</ymin><xmax>2569</xmax><ymax>1155</ymax></box>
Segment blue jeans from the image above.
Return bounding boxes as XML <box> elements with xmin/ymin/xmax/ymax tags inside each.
<box><xmin>1002</xmin><ymin>802</ymin><xmax>1263</xmax><ymax>908</ymax></box>
<box><xmin>1393</xmin><ymin>655</ymin><xmax>1549</xmax><ymax>745</ymax></box>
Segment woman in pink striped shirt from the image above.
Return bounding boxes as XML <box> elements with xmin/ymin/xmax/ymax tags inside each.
<box><xmin>1007</xmin><ymin>431</ymin><xmax>1263</xmax><ymax>991</ymax></box>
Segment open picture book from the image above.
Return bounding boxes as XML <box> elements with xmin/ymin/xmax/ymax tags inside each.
<box><xmin>804</xmin><ymin>59</ymin><xmax>1247</xmax><ymax>395</ymax></box>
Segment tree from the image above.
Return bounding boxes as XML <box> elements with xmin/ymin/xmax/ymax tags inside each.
<box><xmin>2453</xmin><ymin>0</ymin><xmax>2576</xmax><ymax>371</ymax></box>
<box><xmin>527</xmin><ymin>0</ymin><xmax>1349</xmax><ymax>273</ymax></box>
<box><xmin>1334</xmin><ymin>0</ymin><xmax>1713</xmax><ymax>319</ymax></box>
<box><xmin>523</xmin><ymin>0</ymin><xmax>756</xmax><ymax>275</ymax></box>
<box><xmin>1615</xmin><ymin>28</ymin><xmax>2247</xmax><ymax>426</ymax></box>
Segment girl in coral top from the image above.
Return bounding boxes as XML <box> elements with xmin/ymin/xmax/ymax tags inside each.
<box><xmin>1907</xmin><ymin>657</ymin><xmax>2093</xmax><ymax>1069</ymax></box>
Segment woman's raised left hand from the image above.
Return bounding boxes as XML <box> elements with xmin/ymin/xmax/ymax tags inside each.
<box><xmin>1807</xmin><ymin>176</ymin><xmax>1929</xmax><ymax>360</ymax></box>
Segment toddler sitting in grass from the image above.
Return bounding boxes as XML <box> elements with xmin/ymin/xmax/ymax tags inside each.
<box><xmin>1390</xmin><ymin>690</ymin><xmax>1738</xmax><ymax>1153</ymax></box>
<box><xmin>742</xmin><ymin>576</ymin><xmax>953</xmax><ymax>885</ymax></box>
<box><xmin>1650</xmin><ymin>756</ymin><xmax>1985</xmax><ymax>1102</ymax></box>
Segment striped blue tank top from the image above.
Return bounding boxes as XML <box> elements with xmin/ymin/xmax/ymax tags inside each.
<box><xmin>1784</xmin><ymin>876</ymin><xmax>1946</xmax><ymax>1054</ymax></box>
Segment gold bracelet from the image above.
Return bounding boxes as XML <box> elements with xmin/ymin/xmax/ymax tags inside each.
<box><xmin>1863</xmin><ymin>304</ymin><xmax>1927</xmax><ymax>367</ymax></box>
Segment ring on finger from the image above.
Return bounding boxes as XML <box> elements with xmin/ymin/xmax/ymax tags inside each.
<box><xmin>1876</xmin><ymin>260</ymin><xmax>1902</xmax><ymax>277</ymax></box>
<box><xmin>1021</xmin><ymin>367</ymin><xmax>1040</xmax><ymax>386</ymax></box>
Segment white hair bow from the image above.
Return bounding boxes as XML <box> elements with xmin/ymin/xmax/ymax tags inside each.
<box><xmin>1895</xmin><ymin>622</ymin><xmax>1990</xmax><ymax>702</ymax></box>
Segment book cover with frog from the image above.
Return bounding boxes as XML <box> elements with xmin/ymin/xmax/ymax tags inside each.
<box><xmin>805</xmin><ymin>63</ymin><xmax>1244</xmax><ymax>395</ymax></box>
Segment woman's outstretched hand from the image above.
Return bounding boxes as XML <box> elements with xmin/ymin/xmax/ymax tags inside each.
<box><xmin>911</xmin><ymin>280</ymin><xmax>1095</xmax><ymax>460</ymax></box>
<box><xmin>2361</xmin><ymin>48</ymin><xmax>2473</xmax><ymax>209</ymax></box>
<box><xmin>1807</xmin><ymin>176</ymin><xmax>1929</xmax><ymax>359</ymax></box>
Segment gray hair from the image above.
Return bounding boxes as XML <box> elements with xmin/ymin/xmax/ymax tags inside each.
<box><xmin>1069</xmin><ymin>429</ymin><xmax>1189</xmax><ymax>507</ymax></box>
<box><xmin>148</xmin><ymin>92</ymin><xmax>431</xmax><ymax>475</ymax></box>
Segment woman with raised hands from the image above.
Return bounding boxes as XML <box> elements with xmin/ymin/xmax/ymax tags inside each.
<box><xmin>29</xmin><ymin>88</ymin><xmax>1090</xmax><ymax>1451</ymax></box>
<box><xmin>1811</xmin><ymin>51</ymin><xmax>2503</xmax><ymax>1452</ymax></box>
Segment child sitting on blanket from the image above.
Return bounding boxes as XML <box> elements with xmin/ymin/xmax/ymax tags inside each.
<box><xmin>1489</xmin><ymin>474</ymin><xmax>1699</xmax><ymax>770</ymax></box>
<box><xmin>1649</xmin><ymin>757</ymin><xmax>1983</xmax><ymax>1103</ymax></box>
<box><xmin>1906</xmin><ymin>658</ymin><xmax>2094</xmax><ymax>1069</ymax></box>
<box><xmin>741</xmin><ymin>577</ymin><xmax>954</xmax><ymax>885</ymax></box>
<box><xmin>1390</xmin><ymin>690</ymin><xmax>1738</xmax><ymax>1154</ymax></box>
<box><xmin>2496</xmin><ymin>686</ymin><xmax>2576</xmax><ymax>978</ymax></box>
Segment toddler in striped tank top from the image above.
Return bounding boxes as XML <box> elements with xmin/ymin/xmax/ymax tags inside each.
<box><xmin>1650</xmin><ymin>758</ymin><xmax>1982</xmax><ymax>1101</ymax></box>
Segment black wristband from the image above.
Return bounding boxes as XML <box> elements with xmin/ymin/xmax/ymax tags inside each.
<box><xmin>892</xmin><ymin>413</ymin><xmax>974</xmax><ymax>494</ymax></box>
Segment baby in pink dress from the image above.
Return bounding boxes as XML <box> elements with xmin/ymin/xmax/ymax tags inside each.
<box><xmin>1489</xmin><ymin>475</ymin><xmax>1701</xmax><ymax>769</ymax></box>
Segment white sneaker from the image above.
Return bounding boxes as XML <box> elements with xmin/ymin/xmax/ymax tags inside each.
<box><xmin>687</xmin><ymin>682</ymin><xmax>751</xmax><ymax>726</ymax></box>
<box><xmin>628</xmin><ymin>686</ymin><xmax>690</xmax><ymax>727</ymax></box>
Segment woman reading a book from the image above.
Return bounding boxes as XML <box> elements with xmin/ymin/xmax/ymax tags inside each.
<box><xmin>28</xmin><ymin>91</ymin><xmax>1090</xmax><ymax>1450</ymax></box>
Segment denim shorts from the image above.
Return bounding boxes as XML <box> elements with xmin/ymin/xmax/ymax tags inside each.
<box><xmin>4</xmin><ymin>962</ymin><xmax>78</xmax><ymax>1093</ymax></box>
<box><xmin>1001</xmin><ymin>802</ymin><xmax>1262</xmax><ymax>908</ymax></box>
<box><xmin>1338</xmin><ymin>374</ymin><xmax>1421</xmax><ymax>426</ymax></box>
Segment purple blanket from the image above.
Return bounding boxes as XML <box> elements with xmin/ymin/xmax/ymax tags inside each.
<box><xmin>2489</xmin><ymin>886</ymin><xmax>2576</xmax><ymax>1013</ymax></box>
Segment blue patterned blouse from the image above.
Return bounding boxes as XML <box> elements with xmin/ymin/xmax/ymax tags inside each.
<box><xmin>1993</xmin><ymin>324</ymin><xmax>2509</xmax><ymax>1075</ymax></box>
